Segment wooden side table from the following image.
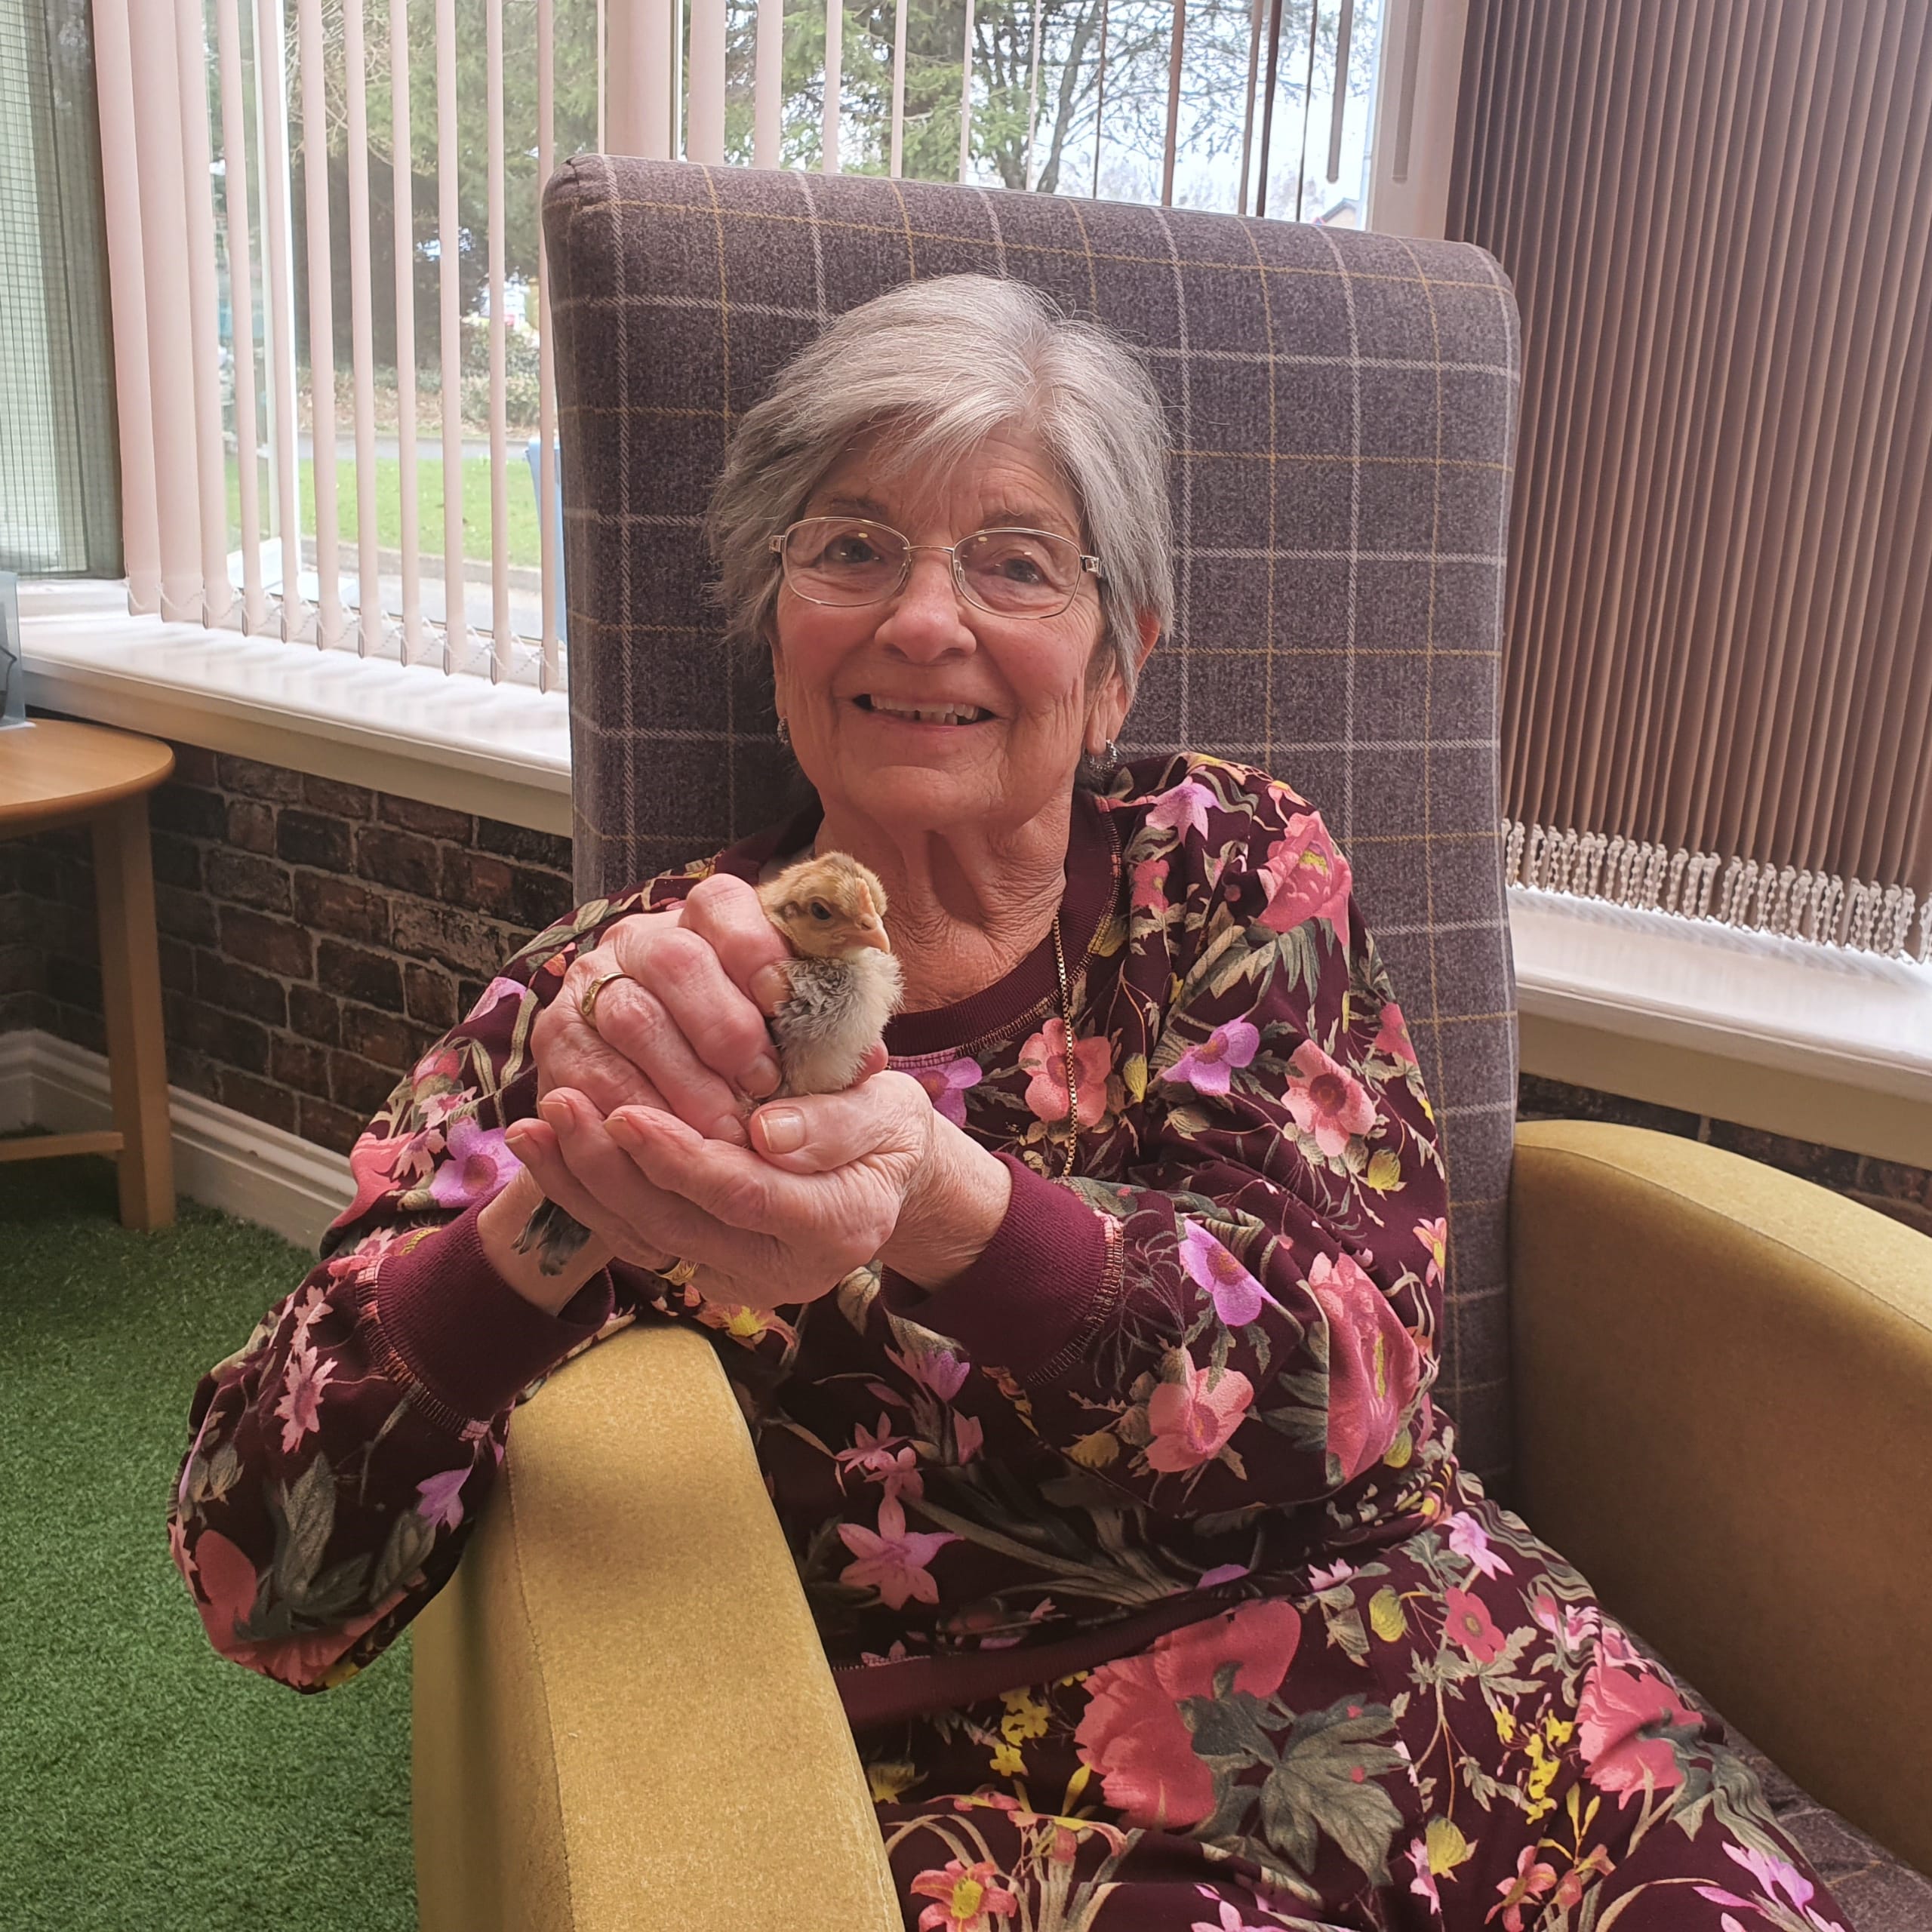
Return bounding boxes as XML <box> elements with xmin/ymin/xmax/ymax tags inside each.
<box><xmin>1</xmin><ymin>718</ymin><xmax>177</xmax><ymax>1229</ymax></box>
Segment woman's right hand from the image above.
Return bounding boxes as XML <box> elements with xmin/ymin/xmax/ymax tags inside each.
<box><xmin>528</xmin><ymin>872</ymin><xmax>796</xmax><ymax>1140</ymax></box>
<box><xmin>480</xmin><ymin>875</ymin><xmax>798</xmax><ymax>1307</ymax></box>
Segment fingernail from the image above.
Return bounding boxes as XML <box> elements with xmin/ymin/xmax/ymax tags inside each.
<box><xmin>504</xmin><ymin>1123</ymin><xmax>534</xmax><ymax>1155</ymax></box>
<box><xmin>751</xmin><ymin>965</ymin><xmax>791</xmax><ymax>1017</ymax></box>
<box><xmin>537</xmin><ymin>1092</ymin><xmax>572</xmax><ymax>1130</ymax></box>
<box><xmin>711</xmin><ymin>1111</ymin><xmax>750</xmax><ymax>1146</ymax></box>
<box><xmin>744</xmin><ymin>1053</ymin><xmax>782</xmax><ymax>1098</ymax></box>
<box><xmin>757</xmin><ymin>1106</ymin><xmax>804</xmax><ymax>1155</ymax></box>
<box><xmin>605</xmin><ymin>1109</ymin><xmax>646</xmax><ymax>1143</ymax></box>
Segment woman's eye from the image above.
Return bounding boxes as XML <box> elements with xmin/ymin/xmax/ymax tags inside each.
<box><xmin>809</xmin><ymin>900</ymin><xmax>833</xmax><ymax>921</ymax></box>
<box><xmin>824</xmin><ymin>536</ymin><xmax>880</xmax><ymax>566</ymax></box>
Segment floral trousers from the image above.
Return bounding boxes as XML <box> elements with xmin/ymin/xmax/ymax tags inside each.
<box><xmin>857</xmin><ymin>1494</ymin><xmax>1847</xmax><ymax>1932</ymax></box>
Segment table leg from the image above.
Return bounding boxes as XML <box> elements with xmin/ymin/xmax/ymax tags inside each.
<box><xmin>93</xmin><ymin>795</ymin><xmax>176</xmax><ymax>1229</ymax></box>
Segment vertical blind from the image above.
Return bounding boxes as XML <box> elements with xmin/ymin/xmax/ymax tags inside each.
<box><xmin>85</xmin><ymin>0</ymin><xmax>1386</xmax><ymax>694</ymax></box>
<box><xmin>1451</xmin><ymin>0</ymin><xmax>1932</xmax><ymax>964</ymax></box>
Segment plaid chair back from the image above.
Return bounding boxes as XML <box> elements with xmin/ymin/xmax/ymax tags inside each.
<box><xmin>542</xmin><ymin>157</ymin><xmax>1524</xmax><ymax>1487</ymax></box>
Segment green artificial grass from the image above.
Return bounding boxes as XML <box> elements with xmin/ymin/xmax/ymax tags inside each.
<box><xmin>0</xmin><ymin>1151</ymin><xmax>414</xmax><ymax>1931</ymax></box>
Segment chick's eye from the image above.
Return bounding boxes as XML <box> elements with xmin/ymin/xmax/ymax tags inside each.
<box><xmin>808</xmin><ymin>900</ymin><xmax>833</xmax><ymax>921</ymax></box>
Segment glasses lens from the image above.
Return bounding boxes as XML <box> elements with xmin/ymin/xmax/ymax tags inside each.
<box><xmin>958</xmin><ymin>529</ymin><xmax>1084</xmax><ymax>614</ymax></box>
<box><xmin>783</xmin><ymin>518</ymin><xmax>906</xmax><ymax>605</ymax></box>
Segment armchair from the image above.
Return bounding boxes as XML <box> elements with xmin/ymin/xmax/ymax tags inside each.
<box><xmin>411</xmin><ymin>159</ymin><xmax>1932</xmax><ymax>1929</ymax></box>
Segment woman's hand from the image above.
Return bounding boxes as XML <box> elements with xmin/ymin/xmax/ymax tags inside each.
<box><xmin>530</xmin><ymin>873</ymin><xmax>795</xmax><ymax>1145</ymax></box>
<box><xmin>505</xmin><ymin>1071</ymin><xmax>1012</xmax><ymax>1309</ymax></box>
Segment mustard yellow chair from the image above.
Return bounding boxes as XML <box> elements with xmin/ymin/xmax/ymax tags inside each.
<box><xmin>411</xmin><ymin>1124</ymin><xmax>1932</xmax><ymax>1930</ymax></box>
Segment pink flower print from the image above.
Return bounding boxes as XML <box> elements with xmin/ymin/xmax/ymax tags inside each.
<box><xmin>1446</xmin><ymin>1510</ymin><xmax>1515</xmax><ymax>1579</ymax></box>
<box><xmin>1577</xmin><ymin>1657</ymin><xmax>1700</xmax><ymax>1800</ymax></box>
<box><xmin>1018</xmin><ymin>1020</ymin><xmax>1112</xmax><ymax>1128</ymax></box>
<box><xmin>1178</xmin><ymin>1221</ymin><xmax>1275</xmax><ymax>1326</ymax></box>
<box><xmin>1192</xmin><ymin>1903</ymin><xmax>1275</xmax><ymax>1932</ymax></box>
<box><xmin>1161</xmin><ymin>1019</ymin><xmax>1260</xmax><ymax>1097</ymax></box>
<box><xmin>952</xmin><ymin>1412</ymin><xmax>984</xmax><ymax>1464</ymax></box>
<box><xmin>1488</xmin><ymin>1844</ymin><xmax>1559</xmax><ymax>1931</ymax></box>
<box><xmin>1373</xmin><ymin>1000</ymin><xmax>1420</xmax><ymax>1067</ymax></box>
<box><xmin>1712</xmin><ymin>1843</ymin><xmax>1835</xmax><ymax>1924</ymax></box>
<box><xmin>909</xmin><ymin>1055</ymin><xmax>983</xmax><ymax>1127</ymax></box>
<box><xmin>1257</xmin><ymin>810</ymin><xmax>1353</xmax><ymax>933</ymax></box>
<box><xmin>1309</xmin><ymin>1250</ymin><xmax>1419</xmax><ymax>1480</ymax></box>
<box><xmin>1145</xmin><ymin>1351</ymin><xmax>1254</xmax><ymax>1472</ymax></box>
<box><xmin>1146</xmin><ymin>777</ymin><xmax>1216</xmax><ymax>844</ymax></box>
<box><xmin>1131</xmin><ymin>858</ymin><xmax>1170</xmax><ymax>909</ymax></box>
<box><xmin>837</xmin><ymin>1496</ymin><xmax>958</xmax><ymax>1610</ymax></box>
<box><xmin>1555</xmin><ymin>1847</ymin><xmax>1615</xmax><ymax>1911</ymax></box>
<box><xmin>1414</xmin><ymin>1215</ymin><xmax>1448</xmax><ymax>1289</ymax></box>
<box><xmin>1531</xmin><ymin>1591</ymin><xmax>1599</xmax><ymax>1650</ymax></box>
<box><xmin>1075</xmin><ymin>1601</ymin><xmax>1300</xmax><ymax>1829</ymax></box>
<box><xmin>464</xmin><ymin>975</ymin><xmax>530</xmax><ymax>1025</ymax></box>
<box><xmin>1407</xmin><ymin>1839</ymin><xmax>1441</xmax><ymax>1910</ymax></box>
<box><xmin>429</xmin><ymin>1118</ymin><xmax>521</xmax><ymax>1209</ymax></box>
<box><xmin>416</xmin><ymin>1466</ymin><xmax>469</xmax><ymax>1532</ymax></box>
<box><xmin>886</xmin><ymin>1339</ymin><xmax>971</xmax><ymax>1401</ymax></box>
<box><xmin>909</xmin><ymin>1858</ymin><xmax>1019</xmax><ymax>1931</ymax></box>
<box><xmin>1443</xmin><ymin>1587</ymin><xmax>1507</xmax><ymax>1664</ymax></box>
<box><xmin>1309</xmin><ymin>1558</ymin><xmax>1357</xmax><ymax>1590</ymax></box>
<box><xmin>1197</xmin><ymin>1561</ymin><xmax>1250</xmax><ymax>1588</ymax></box>
<box><xmin>343</xmin><ymin>1131</ymin><xmax>415</xmax><ymax>1223</ymax></box>
<box><xmin>274</xmin><ymin>1342</ymin><xmax>337</xmax><ymax>1455</ymax></box>
<box><xmin>1284</xmin><ymin>1040</ymin><xmax>1377</xmax><ymax>1156</ymax></box>
<box><xmin>836</xmin><ymin>1414</ymin><xmax>909</xmax><ymax>1483</ymax></box>
<box><xmin>414</xmin><ymin>1045</ymin><xmax>462</xmax><ymax>1085</ymax></box>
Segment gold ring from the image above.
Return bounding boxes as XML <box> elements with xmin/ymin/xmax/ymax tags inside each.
<box><xmin>578</xmin><ymin>969</ymin><xmax>627</xmax><ymax>1033</ymax></box>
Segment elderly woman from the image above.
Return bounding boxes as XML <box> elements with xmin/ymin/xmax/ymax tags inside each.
<box><xmin>171</xmin><ymin>277</ymin><xmax>1842</xmax><ymax>1932</ymax></box>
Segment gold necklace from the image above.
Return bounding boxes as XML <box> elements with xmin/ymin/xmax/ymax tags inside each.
<box><xmin>1049</xmin><ymin>912</ymin><xmax>1079</xmax><ymax>1179</ymax></box>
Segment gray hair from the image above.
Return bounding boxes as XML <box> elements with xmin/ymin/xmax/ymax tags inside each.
<box><xmin>706</xmin><ymin>274</ymin><xmax>1174</xmax><ymax>703</ymax></box>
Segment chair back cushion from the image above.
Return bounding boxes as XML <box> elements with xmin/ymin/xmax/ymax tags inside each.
<box><xmin>542</xmin><ymin>157</ymin><xmax>1523</xmax><ymax>1486</ymax></box>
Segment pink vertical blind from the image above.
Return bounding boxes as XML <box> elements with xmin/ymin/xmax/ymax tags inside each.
<box><xmin>91</xmin><ymin>1</ymin><xmax>1383</xmax><ymax>691</ymax></box>
<box><xmin>1451</xmin><ymin>0</ymin><xmax>1932</xmax><ymax>962</ymax></box>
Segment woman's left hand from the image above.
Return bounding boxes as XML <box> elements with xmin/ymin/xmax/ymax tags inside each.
<box><xmin>505</xmin><ymin>1071</ymin><xmax>1012</xmax><ymax>1309</ymax></box>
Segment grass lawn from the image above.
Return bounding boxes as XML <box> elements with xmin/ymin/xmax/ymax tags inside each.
<box><xmin>1</xmin><ymin>1151</ymin><xmax>414</xmax><ymax>1930</ymax></box>
<box><xmin>227</xmin><ymin>453</ymin><xmax>543</xmax><ymax>571</ymax></box>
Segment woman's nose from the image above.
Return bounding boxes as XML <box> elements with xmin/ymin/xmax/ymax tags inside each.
<box><xmin>875</xmin><ymin>549</ymin><xmax>974</xmax><ymax>659</ymax></box>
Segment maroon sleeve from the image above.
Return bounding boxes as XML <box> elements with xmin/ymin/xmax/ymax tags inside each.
<box><xmin>167</xmin><ymin>874</ymin><xmax>692</xmax><ymax>1692</ymax></box>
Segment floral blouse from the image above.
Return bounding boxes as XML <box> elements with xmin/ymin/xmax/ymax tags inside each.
<box><xmin>168</xmin><ymin>753</ymin><xmax>1455</xmax><ymax>1706</ymax></box>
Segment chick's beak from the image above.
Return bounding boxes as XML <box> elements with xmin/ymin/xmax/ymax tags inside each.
<box><xmin>856</xmin><ymin>884</ymin><xmax>891</xmax><ymax>951</ymax></box>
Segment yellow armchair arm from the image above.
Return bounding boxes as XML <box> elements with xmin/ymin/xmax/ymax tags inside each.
<box><xmin>1509</xmin><ymin>1120</ymin><xmax>1932</xmax><ymax>1875</ymax></box>
<box><xmin>411</xmin><ymin>1321</ymin><xmax>901</xmax><ymax>1932</ymax></box>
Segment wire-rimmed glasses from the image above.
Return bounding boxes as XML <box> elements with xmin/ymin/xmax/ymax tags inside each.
<box><xmin>770</xmin><ymin>516</ymin><xmax>1103</xmax><ymax>619</ymax></box>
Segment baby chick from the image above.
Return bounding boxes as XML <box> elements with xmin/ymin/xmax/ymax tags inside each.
<box><xmin>757</xmin><ymin>852</ymin><xmax>904</xmax><ymax>1096</ymax></box>
<box><xmin>515</xmin><ymin>852</ymin><xmax>900</xmax><ymax>1277</ymax></box>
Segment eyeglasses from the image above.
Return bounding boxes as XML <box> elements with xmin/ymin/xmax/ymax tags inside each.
<box><xmin>770</xmin><ymin>517</ymin><xmax>1103</xmax><ymax>619</ymax></box>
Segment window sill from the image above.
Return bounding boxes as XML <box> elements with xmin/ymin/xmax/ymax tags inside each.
<box><xmin>1511</xmin><ymin>887</ymin><xmax>1932</xmax><ymax>1168</ymax></box>
<box><xmin>17</xmin><ymin>583</ymin><xmax>1928</xmax><ymax>1166</ymax></box>
<box><xmin>16</xmin><ymin>580</ymin><xmax>571</xmax><ymax>834</ymax></box>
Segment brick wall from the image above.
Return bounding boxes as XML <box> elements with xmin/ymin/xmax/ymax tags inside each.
<box><xmin>4</xmin><ymin>739</ymin><xmax>1928</xmax><ymax>1231</ymax></box>
<box><xmin>0</xmin><ymin>740</ymin><xmax>573</xmax><ymax>1155</ymax></box>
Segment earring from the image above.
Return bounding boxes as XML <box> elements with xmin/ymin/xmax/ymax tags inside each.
<box><xmin>776</xmin><ymin>718</ymin><xmax>792</xmax><ymax>749</ymax></box>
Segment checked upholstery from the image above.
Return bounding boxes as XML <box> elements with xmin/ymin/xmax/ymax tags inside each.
<box><xmin>540</xmin><ymin>157</ymin><xmax>1523</xmax><ymax>1489</ymax></box>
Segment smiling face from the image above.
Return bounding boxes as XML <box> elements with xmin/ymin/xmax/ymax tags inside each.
<box><xmin>768</xmin><ymin>424</ymin><xmax>1134</xmax><ymax>843</ymax></box>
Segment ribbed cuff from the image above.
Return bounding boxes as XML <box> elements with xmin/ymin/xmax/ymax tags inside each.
<box><xmin>375</xmin><ymin>1204</ymin><xmax>614</xmax><ymax>1421</ymax></box>
<box><xmin>879</xmin><ymin>1153</ymin><xmax>1107</xmax><ymax>1383</ymax></box>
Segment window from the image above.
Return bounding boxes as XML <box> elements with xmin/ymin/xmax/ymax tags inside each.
<box><xmin>85</xmin><ymin>0</ymin><xmax>1397</xmax><ymax>694</ymax></box>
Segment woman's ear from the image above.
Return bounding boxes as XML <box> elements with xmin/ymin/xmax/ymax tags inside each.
<box><xmin>1087</xmin><ymin>612</ymin><xmax>1161</xmax><ymax>752</ymax></box>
